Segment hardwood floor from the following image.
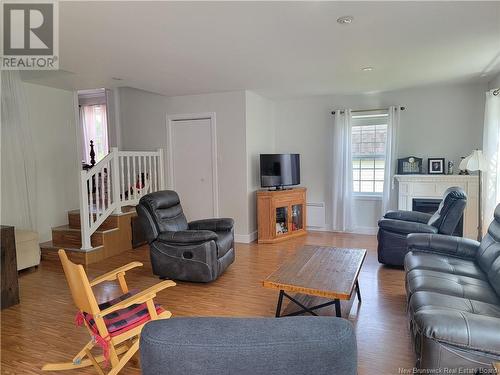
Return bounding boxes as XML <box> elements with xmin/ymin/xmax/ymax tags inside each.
<box><xmin>1</xmin><ymin>231</ymin><xmax>415</xmax><ymax>374</ymax></box>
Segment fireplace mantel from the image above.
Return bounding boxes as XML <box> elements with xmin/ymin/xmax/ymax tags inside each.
<box><xmin>394</xmin><ymin>174</ymin><xmax>478</xmax><ymax>239</ymax></box>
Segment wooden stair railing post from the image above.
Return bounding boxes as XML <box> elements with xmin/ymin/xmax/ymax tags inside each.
<box><xmin>111</xmin><ymin>148</ymin><xmax>122</xmax><ymax>214</ymax></box>
<box><xmin>89</xmin><ymin>140</ymin><xmax>96</xmax><ymax>167</ymax></box>
<box><xmin>79</xmin><ymin>170</ymin><xmax>92</xmax><ymax>250</ymax></box>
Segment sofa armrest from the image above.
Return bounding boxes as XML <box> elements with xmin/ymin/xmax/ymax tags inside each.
<box><xmin>384</xmin><ymin>210</ymin><xmax>433</xmax><ymax>224</ymax></box>
<box><xmin>407</xmin><ymin>233</ymin><xmax>479</xmax><ymax>259</ymax></box>
<box><xmin>415</xmin><ymin>310</ymin><xmax>500</xmax><ymax>355</ymax></box>
<box><xmin>189</xmin><ymin>218</ymin><xmax>234</xmax><ymax>232</ymax></box>
<box><xmin>157</xmin><ymin>230</ymin><xmax>217</xmax><ymax>244</ymax></box>
<box><xmin>378</xmin><ymin>218</ymin><xmax>438</xmax><ymax>235</ymax></box>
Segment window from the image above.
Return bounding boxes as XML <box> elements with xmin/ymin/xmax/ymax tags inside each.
<box><xmin>80</xmin><ymin>104</ymin><xmax>109</xmax><ymax>164</ymax></box>
<box><xmin>351</xmin><ymin>113</ymin><xmax>388</xmax><ymax>195</ymax></box>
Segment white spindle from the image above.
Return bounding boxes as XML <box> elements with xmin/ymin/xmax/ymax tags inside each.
<box><xmin>90</xmin><ymin>174</ymin><xmax>97</xmax><ymax>220</ymax></box>
<box><xmin>132</xmin><ymin>156</ymin><xmax>137</xmax><ymax>202</ymax></box>
<box><xmin>148</xmin><ymin>155</ymin><xmax>152</xmax><ymax>193</ymax></box>
<box><xmin>138</xmin><ymin>155</ymin><xmax>143</xmax><ymax>197</ymax></box>
<box><xmin>152</xmin><ymin>155</ymin><xmax>157</xmax><ymax>192</ymax></box>
<box><xmin>100</xmin><ymin>168</ymin><xmax>105</xmax><ymax>214</ymax></box>
<box><xmin>107</xmin><ymin>161</ymin><xmax>111</xmax><ymax>208</ymax></box>
<box><xmin>119</xmin><ymin>155</ymin><xmax>124</xmax><ymax>203</ymax></box>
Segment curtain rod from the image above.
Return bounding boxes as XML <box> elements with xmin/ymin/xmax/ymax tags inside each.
<box><xmin>331</xmin><ymin>106</ymin><xmax>406</xmax><ymax>115</ymax></box>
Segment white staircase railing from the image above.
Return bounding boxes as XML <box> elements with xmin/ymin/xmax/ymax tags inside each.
<box><xmin>79</xmin><ymin>147</ymin><xmax>164</xmax><ymax>250</ymax></box>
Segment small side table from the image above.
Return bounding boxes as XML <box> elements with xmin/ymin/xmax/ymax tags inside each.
<box><xmin>1</xmin><ymin>226</ymin><xmax>20</xmax><ymax>309</ymax></box>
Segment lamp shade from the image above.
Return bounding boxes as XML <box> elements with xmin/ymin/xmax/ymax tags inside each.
<box><xmin>459</xmin><ymin>150</ymin><xmax>486</xmax><ymax>172</ymax></box>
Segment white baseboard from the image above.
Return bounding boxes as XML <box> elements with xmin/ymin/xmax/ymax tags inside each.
<box><xmin>234</xmin><ymin>231</ymin><xmax>258</xmax><ymax>244</ymax></box>
<box><xmin>306</xmin><ymin>226</ymin><xmax>330</xmax><ymax>232</ymax></box>
<box><xmin>309</xmin><ymin>226</ymin><xmax>378</xmax><ymax>235</ymax></box>
<box><xmin>351</xmin><ymin>226</ymin><xmax>378</xmax><ymax>235</ymax></box>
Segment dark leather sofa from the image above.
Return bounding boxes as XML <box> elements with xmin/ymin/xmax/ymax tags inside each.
<box><xmin>137</xmin><ymin>190</ymin><xmax>235</xmax><ymax>282</ymax></box>
<box><xmin>378</xmin><ymin>187</ymin><xmax>467</xmax><ymax>266</ymax></box>
<box><xmin>404</xmin><ymin>204</ymin><xmax>500</xmax><ymax>372</ymax></box>
<box><xmin>140</xmin><ymin>317</ymin><xmax>357</xmax><ymax>375</ymax></box>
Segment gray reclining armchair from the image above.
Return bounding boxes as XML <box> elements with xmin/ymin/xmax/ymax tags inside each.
<box><xmin>377</xmin><ymin>186</ymin><xmax>467</xmax><ymax>266</ymax></box>
<box><xmin>137</xmin><ymin>190</ymin><xmax>235</xmax><ymax>282</ymax></box>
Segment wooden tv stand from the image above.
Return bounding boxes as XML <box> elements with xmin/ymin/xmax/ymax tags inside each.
<box><xmin>257</xmin><ymin>188</ymin><xmax>306</xmax><ymax>244</ymax></box>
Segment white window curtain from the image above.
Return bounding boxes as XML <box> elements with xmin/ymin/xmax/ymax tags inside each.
<box><xmin>482</xmin><ymin>90</ymin><xmax>500</xmax><ymax>229</ymax></box>
<box><xmin>1</xmin><ymin>71</ymin><xmax>37</xmax><ymax>230</ymax></box>
<box><xmin>382</xmin><ymin>106</ymin><xmax>400</xmax><ymax>215</ymax></box>
<box><xmin>332</xmin><ymin>109</ymin><xmax>353</xmax><ymax>232</ymax></box>
<box><xmin>80</xmin><ymin>104</ymin><xmax>109</xmax><ymax>164</ymax></box>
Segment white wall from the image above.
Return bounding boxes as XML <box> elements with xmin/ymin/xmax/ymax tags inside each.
<box><xmin>274</xmin><ymin>81</ymin><xmax>486</xmax><ymax>232</ymax></box>
<box><xmin>245</xmin><ymin>91</ymin><xmax>275</xmax><ymax>236</ymax></box>
<box><xmin>165</xmin><ymin>91</ymin><xmax>248</xmax><ymax>236</ymax></box>
<box><xmin>119</xmin><ymin>88</ymin><xmax>251</xmax><ymax>237</ymax></box>
<box><xmin>1</xmin><ymin>82</ymin><xmax>79</xmax><ymax>242</ymax></box>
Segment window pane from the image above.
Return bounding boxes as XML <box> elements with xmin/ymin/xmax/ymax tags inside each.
<box><xmin>353</xmin><ymin>169</ymin><xmax>360</xmax><ymax>180</ymax></box>
<box><xmin>352</xmin><ymin>143</ymin><xmax>360</xmax><ymax>154</ymax></box>
<box><xmin>374</xmin><ymin>169</ymin><xmax>385</xmax><ymax>180</ymax></box>
<box><xmin>375</xmin><ymin>142</ymin><xmax>385</xmax><ymax>154</ymax></box>
<box><xmin>359</xmin><ymin>142</ymin><xmax>374</xmax><ymax>155</ymax></box>
<box><xmin>360</xmin><ymin>159</ymin><xmax>374</xmax><ymax>169</ymax></box>
<box><xmin>360</xmin><ymin>181</ymin><xmax>374</xmax><ymax>192</ymax></box>
<box><xmin>353</xmin><ymin>180</ymin><xmax>360</xmax><ymax>192</ymax></box>
<box><xmin>374</xmin><ymin>181</ymin><xmax>384</xmax><ymax>193</ymax></box>
<box><xmin>374</xmin><ymin>159</ymin><xmax>385</xmax><ymax>168</ymax></box>
<box><xmin>360</xmin><ymin>169</ymin><xmax>374</xmax><ymax>180</ymax></box>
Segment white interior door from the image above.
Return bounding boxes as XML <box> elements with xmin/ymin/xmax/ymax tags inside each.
<box><xmin>170</xmin><ymin>118</ymin><xmax>215</xmax><ymax>221</ymax></box>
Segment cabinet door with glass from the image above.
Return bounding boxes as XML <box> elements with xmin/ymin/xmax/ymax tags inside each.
<box><xmin>274</xmin><ymin>202</ymin><xmax>289</xmax><ymax>237</ymax></box>
<box><xmin>290</xmin><ymin>203</ymin><xmax>304</xmax><ymax>232</ymax></box>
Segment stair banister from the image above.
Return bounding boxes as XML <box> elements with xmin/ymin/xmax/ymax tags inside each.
<box><xmin>79</xmin><ymin>147</ymin><xmax>164</xmax><ymax>250</ymax></box>
<box><xmin>111</xmin><ymin>147</ymin><xmax>122</xmax><ymax>214</ymax></box>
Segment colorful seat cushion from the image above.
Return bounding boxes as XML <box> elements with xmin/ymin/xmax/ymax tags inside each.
<box><xmin>83</xmin><ymin>291</ymin><xmax>164</xmax><ymax>337</ymax></box>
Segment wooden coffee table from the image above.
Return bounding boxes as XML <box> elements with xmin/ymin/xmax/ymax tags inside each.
<box><xmin>263</xmin><ymin>246</ymin><xmax>366</xmax><ymax>318</ymax></box>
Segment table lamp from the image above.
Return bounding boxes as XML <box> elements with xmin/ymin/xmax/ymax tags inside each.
<box><xmin>459</xmin><ymin>150</ymin><xmax>486</xmax><ymax>241</ymax></box>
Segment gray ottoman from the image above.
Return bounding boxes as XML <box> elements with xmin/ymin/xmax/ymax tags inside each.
<box><xmin>140</xmin><ymin>317</ymin><xmax>357</xmax><ymax>375</ymax></box>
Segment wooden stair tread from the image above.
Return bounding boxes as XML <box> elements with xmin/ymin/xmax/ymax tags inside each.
<box><xmin>67</xmin><ymin>206</ymin><xmax>137</xmax><ymax>217</ymax></box>
<box><xmin>52</xmin><ymin>224</ymin><xmax>119</xmax><ymax>234</ymax></box>
<box><xmin>40</xmin><ymin>241</ymin><xmax>103</xmax><ymax>253</ymax></box>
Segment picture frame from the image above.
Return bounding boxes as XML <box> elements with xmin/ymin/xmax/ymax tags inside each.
<box><xmin>397</xmin><ymin>156</ymin><xmax>423</xmax><ymax>175</ymax></box>
<box><xmin>427</xmin><ymin>158</ymin><xmax>445</xmax><ymax>174</ymax></box>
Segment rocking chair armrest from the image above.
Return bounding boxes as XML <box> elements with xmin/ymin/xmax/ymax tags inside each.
<box><xmin>89</xmin><ymin>261</ymin><xmax>143</xmax><ymax>287</ymax></box>
<box><xmin>97</xmin><ymin>280</ymin><xmax>176</xmax><ymax>318</ymax></box>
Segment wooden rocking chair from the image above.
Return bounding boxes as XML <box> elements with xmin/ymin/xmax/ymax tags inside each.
<box><xmin>42</xmin><ymin>249</ymin><xmax>175</xmax><ymax>375</ymax></box>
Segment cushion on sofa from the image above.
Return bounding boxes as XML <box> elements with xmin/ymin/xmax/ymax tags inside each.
<box><xmin>406</xmin><ymin>269</ymin><xmax>500</xmax><ymax>304</ymax></box>
<box><xmin>409</xmin><ymin>291</ymin><xmax>500</xmax><ymax>319</ymax></box>
<box><xmin>475</xmin><ymin>231</ymin><xmax>500</xmax><ymax>296</ymax></box>
<box><xmin>404</xmin><ymin>251</ymin><xmax>487</xmax><ymax>280</ymax></box>
<box><xmin>413</xmin><ymin>309</ymin><xmax>500</xmax><ymax>356</ymax></box>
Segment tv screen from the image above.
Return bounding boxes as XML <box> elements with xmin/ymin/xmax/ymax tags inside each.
<box><xmin>260</xmin><ymin>154</ymin><xmax>300</xmax><ymax>188</ymax></box>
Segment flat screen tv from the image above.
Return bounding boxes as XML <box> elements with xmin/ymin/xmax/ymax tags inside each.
<box><xmin>260</xmin><ymin>154</ymin><xmax>300</xmax><ymax>189</ymax></box>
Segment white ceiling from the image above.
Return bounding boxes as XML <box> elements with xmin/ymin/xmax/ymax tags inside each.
<box><xmin>22</xmin><ymin>1</ymin><xmax>500</xmax><ymax>98</ymax></box>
